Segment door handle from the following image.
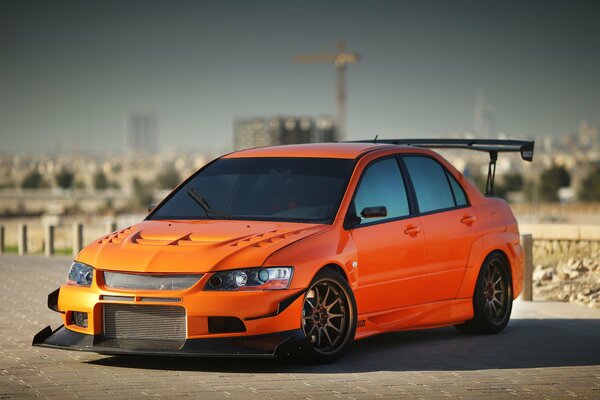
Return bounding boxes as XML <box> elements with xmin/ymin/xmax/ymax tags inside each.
<box><xmin>461</xmin><ymin>215</ymin><xmax>477</xmax><ymax>225</ymax></box>
<box><xmin>403</xmin><ymin>225</ymin><xmax>421</xmax><ymax>236</ymax></box>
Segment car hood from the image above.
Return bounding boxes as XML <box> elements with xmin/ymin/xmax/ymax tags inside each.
<box><xmin>78</xmin><ymin>219</ymin><xmax>328</xmax><ymax>273</ymax></box>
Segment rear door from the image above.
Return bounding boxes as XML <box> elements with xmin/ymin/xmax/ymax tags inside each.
<box><xmin>402</xmin><ymin>155</ymin><xmax>482</xmax><ymax>302</ymax></box>
<box><xmin>349</xmin><ymin>156</ymin><xmax>428</xmax><ymax>314</ymax></box>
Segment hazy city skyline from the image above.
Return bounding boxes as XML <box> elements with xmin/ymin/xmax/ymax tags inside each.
<box><xmin>1</xmin><ymin>0</ymin><xmax>599</xmax><ymax>154</ymax></box>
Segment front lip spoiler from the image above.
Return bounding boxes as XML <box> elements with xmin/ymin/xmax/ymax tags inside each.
<box><xmin>32</xmin><ymin>325</ymin><xmax>307</xmax><ymax>358</ymax></box>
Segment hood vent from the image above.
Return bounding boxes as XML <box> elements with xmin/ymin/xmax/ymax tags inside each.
<box><xmin>96</xmin><ymin>225</ymin><xmax>318</xmax><ymax>249</ymax></box>
<box><xmin>230</xmin><ymin>228</ymin><xmax>311</xmax><ymax>248</ymax></box>
<box><xmin>131</xmin><ymin>232</ymin><xmax>228</xmax><ymax>247</ymax></box>
<box><xmin>98</xmin><ymin>227</ymin><xmax>136</xmax><ymax>245</ymax></box>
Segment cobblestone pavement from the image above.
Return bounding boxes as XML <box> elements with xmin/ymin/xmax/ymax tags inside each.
<box><xmin>1</xmin><ymin>254</ymin><xmax>599</xmax><ymax>399</ymax></box>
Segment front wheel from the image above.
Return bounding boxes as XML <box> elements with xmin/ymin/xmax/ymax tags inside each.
<box><xmin>299</xmin><ymin>269</ymin><xmax>357</xmax><ymax>363</ymax></box>
<box><xmin>456</xmin><ymin>253</ymin><xmax>513</xmax><ymax>334</ymax></box>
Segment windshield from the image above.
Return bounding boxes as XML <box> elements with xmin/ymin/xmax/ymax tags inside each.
<box><xmin>149</xmin><ymin>157</ymin><xmax>354</xmax><ymax>223</ymax></box>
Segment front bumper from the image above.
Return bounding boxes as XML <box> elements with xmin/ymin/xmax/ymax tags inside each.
<box><xmin>33</xmin><ymin>325</ymin><xmax>306</xmax><ymax>358</ymax></box>
<box><xmin>33</xmin><ymin>284</ymin><xmax>308</xmax><ymax>357</ymax></box>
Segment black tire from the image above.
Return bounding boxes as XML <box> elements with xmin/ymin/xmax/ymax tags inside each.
<box><xmin>455</xmin><ymin>252</ymin><xmax>513</xmax><ymax>334</ymax></box>
<box><xmin>299</xmin><ymin>269</ymin><xmax>357</xmax><ymax>363</ymax></box>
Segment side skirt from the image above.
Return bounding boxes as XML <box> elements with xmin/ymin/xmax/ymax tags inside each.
<box><xmin>354</xmin><ymin>298</ymin><xmax>473</xmax><ymax>340</ymax></box>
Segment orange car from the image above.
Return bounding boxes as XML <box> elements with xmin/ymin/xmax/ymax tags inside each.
<box><xmin>34</xmin><ymin>139</ymin><xmax>534</xmax><ymax>363</ymax></box>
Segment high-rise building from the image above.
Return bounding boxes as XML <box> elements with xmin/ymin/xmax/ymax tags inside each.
<box><xmin>578</xmin><ymin>119</ymin><xmax>598</xmax><ymax>147</ymax></box>
<box><xmin>315</xmin><ymin>117</ymin><xmax>337</xmax><ymax>143</ymax></box>
<box><xmin>125</xmin><ymin>111</ymin><xmax>158</xmax><ymax>153</ymax></box>
<box><xmin>233</xmin><ymin>116</ymin><xmax>337</xmax><ymax>150</ymax></box>
<box><xmin>474</xmin><ymin>90</ymin><xmax>496</xmax><ymax>138</ymax></box>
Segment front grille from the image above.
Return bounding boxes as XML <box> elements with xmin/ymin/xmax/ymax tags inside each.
<box><xmin>103</xmin><ymin>304</ymin><xmax>186</xmax><ymax>340</ymax></box>
<box><xmin>103</xmin><ymin>271</ymin><xmax>202</xmax><ymax>291</ymax></box>
<box><xmin>139</xmin><ymin>297</ymin><xmax>181</xmax><ymax>303</ymax></box>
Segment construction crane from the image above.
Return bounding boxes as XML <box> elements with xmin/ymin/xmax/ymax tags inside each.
<box><xmin>294</xmin><ymin>40</ymin><xmax>360</xmax><ymax>141</ymax></box>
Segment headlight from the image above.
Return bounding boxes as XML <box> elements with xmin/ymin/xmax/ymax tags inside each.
<box><xmin>66</xmin><ymin>262</ymin><xmax>94</xmax><ymax>287</ymax></box>
<box><xmin>205</xmin><ymin>267</ymin><xmax>293</xmax><ymax>291</ymax></box>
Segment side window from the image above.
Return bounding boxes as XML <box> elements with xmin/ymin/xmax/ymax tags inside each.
<box><xmin>403</xmin><ymin>156</ymin><xmax>456</xmax><ymax>213</ymax></box>
<box><xmin>353</xmin><ymin>158</ymin><xmax>410</xmax><ymax>225</ymax></box>
<box><xmin>446</xmin><ymin>171</ymin><xmax>468</xmax><ymax>206</ymax></box>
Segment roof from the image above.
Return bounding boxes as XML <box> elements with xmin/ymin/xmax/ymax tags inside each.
<box><xmin>224</xmin><ymin>142</ymin><xmax>389</xmax><ymax>159</ymax></box>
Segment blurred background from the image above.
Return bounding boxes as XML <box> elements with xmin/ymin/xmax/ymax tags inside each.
<box><xmin>0</xmin><ymin>1</ymin><xmax>599</xmax><ymax>305</ymax></box>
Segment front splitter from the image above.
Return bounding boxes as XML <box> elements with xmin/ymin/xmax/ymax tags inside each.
<box><xmin>33</xmin><ymin>325</ymin><xmax>306</xmax><ymax>358</ymax></box>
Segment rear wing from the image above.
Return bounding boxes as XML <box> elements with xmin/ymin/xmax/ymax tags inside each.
<box><xmin>349</xmin><ymin>138</ymin><xmax>535</xmax><ymax>196</ymax></box>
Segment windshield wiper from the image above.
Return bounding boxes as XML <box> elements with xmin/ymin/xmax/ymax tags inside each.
<box><xmin>185</xmin><ymin>185</ymin><xmax>232</xmax><ymax>219</ymax></box>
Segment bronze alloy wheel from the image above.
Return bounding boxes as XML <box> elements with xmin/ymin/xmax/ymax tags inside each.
<box><xmin>455</xmin><ymin>252</ymin><xmax>513</xmax><ymax>335</ymax></box>
<box><xmin>301</xmin><ymin>270</ymin><xmax>356</xmax><ymax>362</ymax></box>
<box><xmin>482</xmin><ymin>259</ymin><xmax>508</xmax><ymax>323</ymax></box>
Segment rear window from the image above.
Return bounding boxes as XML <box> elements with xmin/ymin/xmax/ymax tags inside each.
<box><xmin>447</xmin><ymin>171</ymin><xmax>468</xmax><ymax>206</ymax></box>
<box><xmin>403</xmin><ymin>156</ymin><xmax>464</xmax><ymax>213</ymax></box>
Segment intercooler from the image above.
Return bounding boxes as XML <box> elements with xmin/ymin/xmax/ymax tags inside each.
<box><xmin>103</xmin><ymin>304</ymin><xmax>186</xmax><ymax>341</ymax></box>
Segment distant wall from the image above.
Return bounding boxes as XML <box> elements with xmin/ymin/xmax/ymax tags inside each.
<box><xmin>520</xmin><ymin>224</ymin><xmax>600</xmax><ymax>241</ymax></box>
<box><xmin>0</xmin><ymin>189</ymin><xmax>131</xmax><ymax>214</ymax></box>
<box><xmin>520</xmin><ymin>223</ymin><xmax>600</xmax><ymax>262</ymax></box>
<box><xmin>512</xmin><ymin>203</ymin><xmax>600</xmax><ymax>225</ymax></box>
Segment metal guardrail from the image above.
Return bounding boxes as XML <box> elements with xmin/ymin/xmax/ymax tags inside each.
<box><xmin>0</xmin><ymin>221</ymin><xmax>118</xmax><ymax>257</ymax></box>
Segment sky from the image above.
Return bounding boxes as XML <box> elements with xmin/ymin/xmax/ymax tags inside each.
<box><xmin>1</xmin><ymin>0</ymin><xmax>599</xmax><ymax>154</ymax></box>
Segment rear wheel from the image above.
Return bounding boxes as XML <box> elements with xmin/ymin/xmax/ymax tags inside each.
<box><xmin>456</xmin><ymin>253</ymin><xmax>513</xmax><ymax>334</ymax></box>
<box><xmin>300</xmin><ymin>269</ymin><xmax>356</xmax><ymax>363</ymax></box>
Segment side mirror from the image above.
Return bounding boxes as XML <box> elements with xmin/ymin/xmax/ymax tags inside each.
<box><xmin>147</xmin><ymin>204</ymin><xmax>157</xmax><ymax>213</ymax></box>
<box><xmin>360</xmin><ymin>206</ymin><xmax>387</xmax><ymax>219</ymax></box>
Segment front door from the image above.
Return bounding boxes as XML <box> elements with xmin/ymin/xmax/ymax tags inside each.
<box><xmin>349</xmin><ymin>157</ymin><xmax>428</xmax><ymax>315</ymax></box>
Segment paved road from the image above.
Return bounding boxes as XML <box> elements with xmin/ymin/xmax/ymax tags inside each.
<box><xmin>1</xmin><ymin>254</ymin><xmax>599</xmax><ymax>399</ymax></box>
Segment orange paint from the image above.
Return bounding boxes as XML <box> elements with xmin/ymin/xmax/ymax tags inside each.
<box><xmin>49</xmin><ymin>143</ymin><xmax>524</xmax><ymax>351</ymax></box>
